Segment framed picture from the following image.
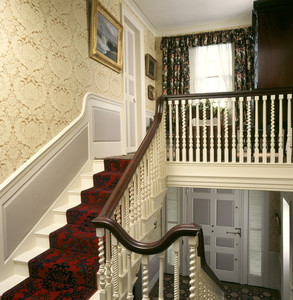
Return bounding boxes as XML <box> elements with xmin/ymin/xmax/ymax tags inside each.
<box><xmin>148</xmin><ymin>85</ymin><xmax>156</xmax><ymax>100</ymax></box>
<box><xmin>90</xmin><ymin>0</ymin><xmax>123</xmax><ymax>73</ymax></box>
<box><xmin>145</xmin><ymin>54</ymin><xmax>157</xmax><ymax>80</ymax></box>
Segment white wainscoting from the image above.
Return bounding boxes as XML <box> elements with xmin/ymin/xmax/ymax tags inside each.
<box><xmin>0</xmin><ymin>93</ymin><xmax>124</xmax><ymax>271</ymax></box>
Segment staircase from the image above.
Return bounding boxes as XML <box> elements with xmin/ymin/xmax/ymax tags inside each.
<box><xmin>1</xmin><ymin>158</ymin><xmax>131</xmax><ymax>299</ymax></box>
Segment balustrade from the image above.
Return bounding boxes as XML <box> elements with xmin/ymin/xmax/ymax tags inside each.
<box><xmin>166</xmin><ymin>90</ymin><xmax>293</xmax><ymax>164</ymax></box>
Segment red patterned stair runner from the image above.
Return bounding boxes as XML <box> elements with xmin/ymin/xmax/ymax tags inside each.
<box><xmin>2</xmin><ymin>158</ymin><xmax>131</xmax><ymax>300</ymax></box>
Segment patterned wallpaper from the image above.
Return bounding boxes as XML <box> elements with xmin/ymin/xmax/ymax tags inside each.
<box><xmin>0</xmin><ymin>0</ymin><xmax>159</xmax><ymax>184</ymax></box>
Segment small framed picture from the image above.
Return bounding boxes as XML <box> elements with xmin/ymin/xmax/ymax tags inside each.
<box><xmin>148</xmin><ymin>85</ymin><xmax>156</xmax><ymax>100</ymax></box>
<box><xmin>145</xmin><ymin>54</ymin><xmax>157</xmax><ymax>80</ymax></box>
<box><xmin>90</xmin><ymin>0</ymin><xmax>123</xmax><ymax>73</ymax></box>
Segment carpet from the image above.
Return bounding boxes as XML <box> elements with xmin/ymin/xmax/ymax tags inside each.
<box><xmin>150</xmin><ymin>274</ymin><xmax>281</xmax><ymax>300</ymax></box>
<box><xmin>2</xmin><ymin>158</ymin><xmax>131</xmax><ymax>300</ymax></box>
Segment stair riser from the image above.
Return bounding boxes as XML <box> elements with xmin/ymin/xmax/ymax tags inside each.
<box><xmin>14</xmin><ymin>262</ymin><xmax>29</xmax><ymax>277</ymax></box>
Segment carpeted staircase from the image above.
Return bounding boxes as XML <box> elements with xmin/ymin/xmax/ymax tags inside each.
<box><xmin>2</xmin><ymin>158</ymin><xmax>131</xmax><ymax>300</ymax></box>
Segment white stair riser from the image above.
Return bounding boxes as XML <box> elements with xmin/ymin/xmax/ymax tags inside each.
<box><xmin>35</xmin><ymin>235</ymin><xmax>50</xmax><ymax>249</ymax></box>
<box><xmin>14</xmin><ymin>262</ymin><xmax>29</xmax><ymax>277</ymax></box>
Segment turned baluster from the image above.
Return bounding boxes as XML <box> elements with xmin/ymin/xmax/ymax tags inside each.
<box><xmin>270</xmin><ymin>95</ymin><xmax>276</xmax><ymax>162</ymax></box>
<box><xmin>246</xmin><ymin>96</ymin><xmax>252</xmax><ymax>163</ymax></box>
<box><xmin>142</xmin><ymin>256</ymin><xmax>150</xmax><ymax>300</ymax></box>
<box><xmin>224</xmin><ymin>98</ymin><xmax>229</xmax><ymax>162</ymax></box>
<box><xmin>97</xmin><ymin>228</ymin><xmax>106</xmax><ymax>300</ymax></box>
<box><xmin>239</xmin><ymin>97</ymin><xmax>244</xmax><ymax>163</ymax></box>
<box><xmin>254</xmin><ymin>96</ymin><xmax>260</xmax><ymax>163</ymax></box>
<box><xmin>188</xmin><ymin>99</ymin><xmax>194</xmax><ymax>162</ymax></box>
<box><xmin>287</xmin><ymin>94</ymin><xmax>292</xmax><ymax>163</ymax></box>
<box><xmin>126</xmin><ymin>250</ymin><xmax>134</xmax><ymax>300</ymax></box>
<box><xmin>231</xmin><ymin>97</ymin><xmax>236</xmax><ymax>163</ymax></box>
<box><xmin>262</xmin><ymin>95</ymin><xmax>267</xmax><ymax>163</ymax></box>
<box><xmin>278</xmin><ymin>94</ymin><xmax>284</xmax><ymax>163</ymax></box>
<box><xmin>217</xmin><ymin>99</ymin><xmax>222</xmax><ymax>163</ymax></box>
<box><xmin>210</xmin><ymin>99</ymin><xmax>215</xmax><ymax>163</ymax></box>
<box><xmin>168</xmin><ymin>100</ymin><xmax>173</xmax><ymax>162</ymax></box>
<box><xmin>158</xmin><ymin>252</ymin><xmax>165</xmax><ymax>300</ymax></box>
<box><xmin>112</xmin><ymin>236</ymin><xmax>119</xmax><ymax>299</ymax></box>
<box><xmin>196</xmin><ymin>99</ymin><xmax>200</xmax><ymax>162</ymax></box>
<box><xmin>175</xmin><ymin>100</ymin><xmax>180</xmax><ymax>162</ymax></box>
<box><xmin>105</xmin><ymin>230</ymin><xmax>112</xmax><ymax>298</ymax></box>
<box><xmin>181</xmin><ymin>99</ymin><xmax>187</xmax><ymax>162</ymax></box>
<box><xmin>173</xmin><ymin>239</ymin><xmax>180</xmax><ymax>300</ymax></box>
<box><xmin>202</xmin><ymin>99</ymin><xmax>207</xmax><ymax>162</ymax></box>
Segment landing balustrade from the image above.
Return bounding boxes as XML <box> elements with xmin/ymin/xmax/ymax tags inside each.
<box><xmin>93</xmin><ymin>88</ymin><xmax>293</xmax><ymax>300</ymax></box>
<box><xmin>167</xmin><ymin>89</ymin><xmax>292</xmax><ymax>164</ymax></box>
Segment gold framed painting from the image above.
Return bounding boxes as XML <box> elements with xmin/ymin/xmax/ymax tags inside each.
<box><xmin>148</xmin><ymin>85</ymin><xmax>156</xmax><ymax>100</ymax></box>
<box><xmin>90</xmin><ymin>0</ymin><xmax>123</xmax><ymax>73</ymax></box>
<box><xmin>145</xmin><ymin>54</ymin><xmax>157</xmax><ymax>80</ymax></box>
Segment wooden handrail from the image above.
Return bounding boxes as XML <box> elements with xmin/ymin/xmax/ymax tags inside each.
<box><xmin>166</xmin><ymin>86</ymin><xmax>293</xmax><ymax>101</ymax></box>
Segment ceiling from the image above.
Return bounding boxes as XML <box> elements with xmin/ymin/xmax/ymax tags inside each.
<box><xmin>131</xmin><ymin>0</ymin><xmax>254</xmax><ymax>35</ymax></box>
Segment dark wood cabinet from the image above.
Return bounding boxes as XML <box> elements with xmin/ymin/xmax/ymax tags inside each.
<box><xmin>253</xmin><ymin>0</ymin><xmax>293</xmax><ymax>89</ymax></box>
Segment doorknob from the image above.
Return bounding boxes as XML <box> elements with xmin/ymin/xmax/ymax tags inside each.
<box><xmin>226</xmin><ymin>228</ymin><xmax>241</xmax><ymax>237</ymax></box>
<box><xmin>133</xmin><ymin>98</ymin><xmax>136</xmax><ymax>103</ymax></box>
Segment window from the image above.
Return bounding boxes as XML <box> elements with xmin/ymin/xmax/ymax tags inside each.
<box><xmin>189</xmin><ymin>43</ymin><xmax>233</xmax><ymax>93</ymax></box>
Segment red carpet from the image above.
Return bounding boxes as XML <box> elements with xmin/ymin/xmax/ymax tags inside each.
<box><xmin>2</xmin><ymin>158</ymin><xmax>131</xmax><ymax>300</ymax></box>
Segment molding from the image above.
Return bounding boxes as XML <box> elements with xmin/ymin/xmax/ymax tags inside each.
<box><xmin>123</xmin><ymin>0</ymin><xmax>159</xmax><ymax>37</ymax></box>
<box><xmin>166</xmin><ymin>163</ymin><xmax>293</xmax><ymax>192</ymax></box>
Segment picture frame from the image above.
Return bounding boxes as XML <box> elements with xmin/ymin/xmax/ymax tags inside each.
<box><xmin>145</xmin><ymin>54</ymin><xmax>157</xmax><ymax>80</ymax></box>
<box><xmin>148</xmin><ymin>85</ymin><xmax>156</xmax><ymax>100</ymax></box>
<box><xmin>90</xmin><ymin>0</ymin><xmax>123</xmax><ymax>73</ymax></box>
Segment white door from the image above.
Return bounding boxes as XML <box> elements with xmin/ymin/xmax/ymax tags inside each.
<box><xmin>185</xmin><ymin>188</ymin><xmax>243</xmax><ymax>283</ymax></box>
<box><xmin>124</xmin><ymin>24</ymin><xmax>137</xmax><ymax>153</ymax></box>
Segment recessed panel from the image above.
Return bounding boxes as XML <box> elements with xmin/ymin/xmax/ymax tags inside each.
<box><xmin>216</xmin><ymin>237</ymin><xmax>234</xmax><ymax>248</ymax></box>
<box><xmin>193</xmin><ymin>198</ymin><xmax>210</xmax><ymax>225</ymax></box>
<box><xmin>217</xmin><ymin>200</ymin><xmax>234</xmax><ymax>227</ymax></box>
<box><xmin>216</xmin><ymin>253</ymin><xmax>234</xmax><ymax>271</ymax></box>
<box><xmin>217</xmin><ymin>189</ymin><xmax>234</xmax><ymax>194</ymax></box>
<box><xmin>204</xmin><ymin>235</ymin><xmax>210</xmax><ymax>246</ymax></box>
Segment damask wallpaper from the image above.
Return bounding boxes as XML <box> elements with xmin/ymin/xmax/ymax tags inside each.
<box><xmin>0</xmin><ymin>0</ymin><xmax>159</xmax><ymax>184</ymax></box>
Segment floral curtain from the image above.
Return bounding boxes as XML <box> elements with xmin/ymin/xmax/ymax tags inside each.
<box><xmin>160</xmin><ymin>27</ymin><xmax>254</xmax><ymax>95</ymax></box>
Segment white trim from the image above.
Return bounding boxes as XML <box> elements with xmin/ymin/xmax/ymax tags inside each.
<box><xmin>123</xmin><ymin>0</ymin><xmax>159</xmax><ymax>37</ymax></box>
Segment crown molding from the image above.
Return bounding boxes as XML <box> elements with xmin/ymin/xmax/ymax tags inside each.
<box><xmin>123</xmin><ymin>0</ymin><xmax>159</xmax><ymax>37</ymax></box>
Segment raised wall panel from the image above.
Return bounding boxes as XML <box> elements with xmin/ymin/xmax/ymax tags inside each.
<box><xmin>2</xmin><ymin>127</ymin><xmax>88</xmax><ymax>258</ymax></box>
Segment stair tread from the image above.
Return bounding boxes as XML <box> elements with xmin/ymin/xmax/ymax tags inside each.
<box><xmin>0</xmin><ymin>275</ymin><xmax>27</xmax><ymax>294</ymax></box>
<box><xmin>35</xmin><ymin>223</ymin><xmax>65</xmax><ymax>236</ymax></box>
<box><xmin>14</xmin><ymin>247</ymin><xmax>47</xmax><ymax>263</ymax></box>
<box><xmin>1</xmin><ymin>277</ymin><xmax>95</xmax><ymax>299</ymax></box>
<box><xmin>54</xmin><ymin>202</ymin><xmax>76</xmax><ymax>213</ymax></box>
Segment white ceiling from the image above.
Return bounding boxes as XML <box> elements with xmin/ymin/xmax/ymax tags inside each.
<box><xmin>131</xmin><ymin>0</ymin><xmax>254</xmax><ymax>35</ymax></box>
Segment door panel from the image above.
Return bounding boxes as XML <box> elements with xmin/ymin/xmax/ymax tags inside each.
<box><xmin>124</xmin><ymin>25</ymin><xmax>137</xmax><ymax>152</ymax></box>
<box><xmin>189</xmin><ymin>188</ymin><xmax>242</xmax><ymax>282</ymax></box>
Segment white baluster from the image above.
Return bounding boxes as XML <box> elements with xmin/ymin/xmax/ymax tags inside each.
<box><xmin>239</xmin><ymin>97</ymin><xmax>244</xmax><ymax>163</ymax></box>
<box><xmin>189</xmin><ymin>236</ymin><xmax>198</xmax><ymax>300</ymax></box>
<box><xmin>112</xmin><ymin>236</ymin><xmax>120</xmax><ymax>299</ymax></box>
<box><xmin>168</xmin><ymin>100</ymin><xmax>173</xmax><ymax>162</ymax></box>
<box><xmin>133</xmin><ymin>176</ymin><xmax>138</xmax><ymax>239</ymax></box>
<box><xmin>129</xmin><ymin>181</ymin><xmax>135</xmax><ymax>237</ymax></box>
<box><xmin>247</xmin><ymin>96</ymin><xmax>252</xmax><ymax>163</ymax></box>
<box><xmin>157</xmin><ymin>252</ymin><xmax>165</xmax><ymax>300</ymax></box>
<box><xmin>210</xmin><ymin>99</ymin><xmax>215</xmax><ymax>163</ymax></box>
<box><xmin>175</xmin><ymin>100</ymin><xmax>180</xmax><ymax>162</ymax></box>
<box><xmin>181</xmin><ymin>99</ymin><xmax>187</xmax><ymax>162</ymax></box>
<box><xmin>279</xmin><ymin>94</ymin><xmax>284</xmax><ymax>163</ymax></box>
<box><xmin>203</xmin><ymin>99</ymin><xmax>208</xmax><ymax>162</ymax></box>
<box><xmin>196</xmin><ymin>99</ymin><xmax>200</xmax><ymax>162</ymax></box>
<box><xmin>232</xmin><ymin>97</ymin><xmax>236</xmax><ymax>163</ymax></box>
<box><xmin>224</xmin><ymin>98</ymin><xmax>229</xmax><ymax>162</ymax></box>
<box><xmin>105</xmin><ymin>230</ymin><xmax>112</xmax><ymax>299</ymax></box>
<box><xmin>126</xmin><ymin>250</ymin><xmax>134</xmax><ymax>300</ymax></box>
<box><xmin>287</xmin><ymin>94</ymin><xmax>292</xmax><ymax>163</ymax></box>
<box><xmin>217</xmin><ymin>99</ymin><xmax>222</xmax><ymax>163</ymax></box>
<box><xmin>115</xmin><ymin>207</ymin><xmax>124</xmax><ymax>276</ymax></box>
<box><xmin>254</xmin><ymin>96</ymin><xmax>260</xmax><ymax>163</ymax></box>
<box><xmin>142</xmin><ymin>256</ymin><xmax>150</xmax><ymax>300</ymax></box>
<box><xmin>270</xmin><ymin>95</ymin><xmax>276</xmax><ymax>162</ymax></box>
<box><xmin>173</xmin><ymin>239</ymin><xmax>180</xmax><ymax>300</ymax></box>
<box><xmin>96</xmin><ymin>228</ymin><xmax>106</xmax><ymax>300</ymax></box>
<box><xmin>262</xmin><ymin>95</ymin><xmax>267</xmax><ymax>163</ymax></box>
<box><xmin>188</xmin><ymin>99</ymin><xmax>194</xmax><ymax>162</ymax></box>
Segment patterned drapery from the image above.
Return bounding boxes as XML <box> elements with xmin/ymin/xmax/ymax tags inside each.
<box><xmin>160</xmin><ymin>27</ymin><xmax>254</xmax><ymax>95</ymax></box>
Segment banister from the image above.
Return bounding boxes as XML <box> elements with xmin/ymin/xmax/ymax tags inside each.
<box><xmin>93</xmin><ymin>94</ymin><xmax>166</xmax><ymax>221</ymax></box>
<box><xmin>166</xmin><ymin>86</ymin><xmax>293</xmax><ymax>100</ymax></box>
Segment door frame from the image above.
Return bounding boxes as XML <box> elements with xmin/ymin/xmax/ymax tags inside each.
<box><xmin>122</xmin><ymin>5</ymin><xmax>146</xmax><ymax>154</ymax></box>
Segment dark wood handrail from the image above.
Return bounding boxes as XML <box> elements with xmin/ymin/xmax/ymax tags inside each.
<box><xmin>92</xmin><ymin>94</ymin><xmax>224</xmax><ymax>292</ymax></box>
<box><xmin>166</xmin><ymin>86</ymin><xmax>293</xmax><ymax>101</ymax></box>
